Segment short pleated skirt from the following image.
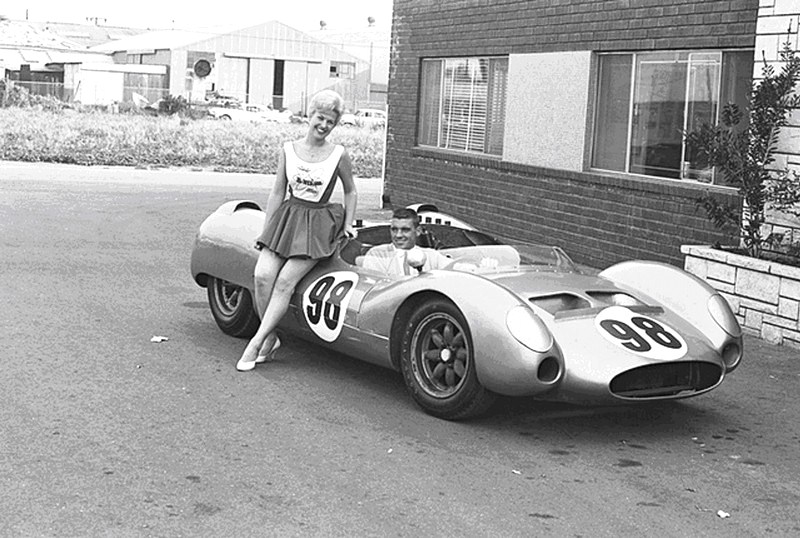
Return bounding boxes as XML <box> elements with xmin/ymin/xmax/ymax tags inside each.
<box><xmin>256</xmin><ymin>197</ymin><xmax>345</xmax><ymax>259</ymax></box>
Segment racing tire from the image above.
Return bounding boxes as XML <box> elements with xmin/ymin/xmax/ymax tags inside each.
<box><xmin>400</xmin><ymin>298</ymin><xmax>496</xmax><ymax>420</ymax></box>
<box><xmin>207</xmin><ymin>277</ymin><xmax>260</xmax><ymax>338</ymax></box>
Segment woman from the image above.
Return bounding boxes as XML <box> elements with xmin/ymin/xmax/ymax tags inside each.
<box><xmin>237</xmin><ymin>89</ymin><xmax>358</xmax><ymax>371</ymax></box>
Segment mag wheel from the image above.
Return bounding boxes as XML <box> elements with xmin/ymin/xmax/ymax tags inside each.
<box><xmin>207</xmin><ymin>277</ymin><xmax>260</xmax><ymax>338</ymax></box>
<box><xmin>400</xmin><ymin>298</ymin><xmax>495</xmax><ymax>420</ymax></box>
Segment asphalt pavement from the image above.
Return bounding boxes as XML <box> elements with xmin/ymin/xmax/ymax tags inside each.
<box><xmin>2</xmin><ymin>160</ymin><xmax>799</xmax><ymax>537</ymax></box>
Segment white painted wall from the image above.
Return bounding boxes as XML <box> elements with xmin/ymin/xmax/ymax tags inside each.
<box><xmin>503</xmin><ymin>51</ymin><xmax>592</xmax><ymax>171</ymax></box>
<box><xmin>756</xmin><ymin>0</ymin><xmax>800</xmax><ymax>172</ymax></box>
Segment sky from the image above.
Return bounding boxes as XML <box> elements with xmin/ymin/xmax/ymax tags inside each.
<box><xmin>5</xmin><ymin>1</ymin><xmax>394</xmax><ymax>33</ymax></box>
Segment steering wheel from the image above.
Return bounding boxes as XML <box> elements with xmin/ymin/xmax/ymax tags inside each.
<box><xmin>418</xmin><ymin>226</ymin><xmax>443</xmax><ymax>250</ymax></box>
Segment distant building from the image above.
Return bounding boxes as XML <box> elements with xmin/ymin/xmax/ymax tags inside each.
<box><xmin>27</xmin><ymin>21</ymin><xmax>146</xmax><ymax>49</ymax></box>
<box><xmin>91</xmin><ymin>21</ymin><xmax>370</xmax><ymax>114</ymax></box>
<box><xmin>0</xmin><ymin>19</ymin><xmax>154</xmax><ymax>103</ymax></box>
<box><xmin>309</xmin><ymin>22</ymin><xmax>391</xmax><ymax>110</ymax></box>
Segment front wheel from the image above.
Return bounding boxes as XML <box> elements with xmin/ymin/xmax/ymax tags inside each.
<box><xmin>399</xmin><ymin>299</ymin><xmax>496</xmax><ymax>420</ymax></box>
<box><xmin>207</xmin><ymin>277</ymin><xmax>260</xmax><ymax>338</ymax></box>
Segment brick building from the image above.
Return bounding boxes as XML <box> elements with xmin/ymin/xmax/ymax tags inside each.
<box><xmin>384</xmin><ymin>0</ymin><xmax>800</xmax><ymax>269</ymax></box>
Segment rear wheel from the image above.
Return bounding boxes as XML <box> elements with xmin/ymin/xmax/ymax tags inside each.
<box><xmin>207</xmin><ymin>277</ymin><xmax>260</xmax><ymax>338</ymax></box>
<box><xmin>399</xmin><ymin>299</ymin><xmax>496</xmax><ymax>420</ymax></box>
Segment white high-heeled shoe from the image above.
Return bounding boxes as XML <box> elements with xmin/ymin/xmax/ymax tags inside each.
<box><xmin>256</xmin><ymin>335</ymin><xmax>281</xmax><ymax>363</ymax></box>
<box><xmin>236</xmin><ymin>335</ymin><xmax>281</xmax><ymax>372</ymax></box>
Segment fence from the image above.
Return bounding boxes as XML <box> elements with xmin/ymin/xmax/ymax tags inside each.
<box><xmin>2</xmin><ymin>78</ymin><xmax>169</xmax><ymax>107</ymax></box>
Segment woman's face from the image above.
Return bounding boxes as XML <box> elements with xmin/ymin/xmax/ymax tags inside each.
<box><xmin>308</xmin><ymin>109</ymin><xmax>339</xmax><ymax>140</ymax></box>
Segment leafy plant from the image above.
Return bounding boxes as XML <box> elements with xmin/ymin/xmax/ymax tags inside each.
<box><xmin>686</xmin><ymin>37</ymin><xmax>800</xmax><ymax>259</ymax></box>
<box><xmin>157</xmin><ymin>94</ymin><xmax>189</xmax><ymax>116</ymax></box>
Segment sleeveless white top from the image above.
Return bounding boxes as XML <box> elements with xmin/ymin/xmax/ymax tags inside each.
<box><xmin>284</xmin><ymin>141</ymin><xmax>344</xmax><ymax>203</ymax></box>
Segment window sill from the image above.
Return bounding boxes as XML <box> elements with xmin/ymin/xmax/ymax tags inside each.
<box><xmin>407</xmin><ymin>146</ymin><xmax>739</xmax><ymax>196</ymax></box>
<box><xmin>411</xmin><ymin>146</ymin><xmax>503</xmax><ymax>166</ymax></box>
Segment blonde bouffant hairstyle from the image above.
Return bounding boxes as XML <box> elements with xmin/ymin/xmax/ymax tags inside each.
<box><xmin>309</xmin><ymin>89</ymin><xmax>345</xmax><ymax>122</ymax></box>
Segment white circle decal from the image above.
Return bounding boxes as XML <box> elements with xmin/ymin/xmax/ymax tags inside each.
<box><xmin>302</xmin><ymin>271</ymin><xmax>359</xmax><ymax>342</ymax></box>
<box><xmin>594</xmin><ymin>306</ymin><xmax>687</xmax><ymax>361</ymax></box>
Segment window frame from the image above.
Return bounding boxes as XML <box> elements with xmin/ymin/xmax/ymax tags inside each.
<box><xmin>330</xmin><ymin>61</ymin><xmax>355</xmax><ymax>79</ymax></box>
<box><xmin>589</xmin><ymin>49</ymin><xmax>753</xmax><ymax>187</ymax></box>
<box><xmin>417</xmin><ymin>55</ymin><xmax>508</xmax><ymax>157</ymax></box>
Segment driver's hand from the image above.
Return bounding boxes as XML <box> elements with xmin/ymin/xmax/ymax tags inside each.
<box><xmin>406</xmin><ymin>247</ymin><xmax>427</xmax><ymax>269</ymax></box>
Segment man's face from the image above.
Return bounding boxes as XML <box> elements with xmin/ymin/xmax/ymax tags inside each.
<box><xmin>390</xmin><ymin>217</ymin><xmax>419</xmax><ymax>250</ymax></box>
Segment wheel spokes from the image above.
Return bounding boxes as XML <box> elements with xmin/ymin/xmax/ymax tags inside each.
<box><xmin>412</xmin><ymin>312</ymin><xmax>472</xmax><ymax>397</ymax></box>
<box><xmin>445</xmin><ymin>367</ymin><xmax>455</xmax><ymax>386</ymax></box>
<box><xmin>451</xmin><ymin>332</ymin><xmax>464</xmax><ymax>347</ymax></box>
<box><xmin>227</xmin><ymin>288</ymin><xmax>241</xmax><ymax>308</ymax></box>
<box><xmin>430</xmin><ymin>329</ymin><xmax>445</xmax><ymax>348</ymax></box>
<box><xmin>424</xmin><ymin>349</ymin><xmax>441</xmax><ymax>361</ymax></box>
<box><xmin>443</xmin><ymin>323</ymin><xmax>454</xmax><ymax>346</ymax></box>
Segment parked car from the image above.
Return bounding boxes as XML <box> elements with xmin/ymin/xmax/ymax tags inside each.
<box><xmin>190</xmin><ymin>202</ymin><xmax>743</xmax><ymax>420</ymax></box>
<box><xmin>208</xmin><ymin>103</ymin><xmax>292</xmax><ymax>123</ymax></box>
<box><xmin>339</xmin><ymin>108</ymin><xmax>387</xmax><ymax>127</ymax></box>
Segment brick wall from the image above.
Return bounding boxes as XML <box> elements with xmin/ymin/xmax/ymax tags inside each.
<box><xmin>385</xmin><ymin>0</ymin><xmax>759</xmax><ymax>269</ymax></box>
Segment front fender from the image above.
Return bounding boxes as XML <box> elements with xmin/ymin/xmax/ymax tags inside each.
<box><xmin>599</xmin><ymin>261</ymin><xmax>743</xmax><ymax>371</ymax></box>
<box><xmin>359</xmin><ymin>270</ymin><xmax>564</xmax><ymax>396</ymax></box>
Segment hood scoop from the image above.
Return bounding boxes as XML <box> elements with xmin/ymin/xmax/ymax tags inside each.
<box><xmin>530</xmin><ymin>291</ymin><xmax>647</xmax><ymax>317</ymax></box>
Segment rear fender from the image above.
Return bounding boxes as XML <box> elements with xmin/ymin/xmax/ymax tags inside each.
<box><xmin>190</xmin><ymin>200</ymin><xmax>264</xmax><ymax>289</ymax></box>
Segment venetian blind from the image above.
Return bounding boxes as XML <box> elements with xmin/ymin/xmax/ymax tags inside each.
<box><xmin>442</xmin><ymin>58</ymin><xmax>488</xmax><ymax>152</ymax></box>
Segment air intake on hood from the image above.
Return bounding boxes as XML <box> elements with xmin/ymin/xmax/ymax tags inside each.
<box><xmin>586</xmin><ymin>291</ymin><xmax>644</xmax><ymax>307</ymax></box>
<box><xmin>529</xmin><ymin>294</ymin><xmax>591</xmax><ymax>315</ymax></box>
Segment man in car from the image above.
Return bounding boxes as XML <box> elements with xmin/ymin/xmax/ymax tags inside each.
<box><xmin>361</xmin><ymin>207</ymin><xmax>452</xmax><ymax>276</ymax></box>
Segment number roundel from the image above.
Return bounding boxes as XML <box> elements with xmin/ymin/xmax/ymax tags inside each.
<box><xmin>595</xmin><ymin>306</ymin><xmax>687</xmax><ymax>361</ymax></box>
<box><xmin>302</xmin><ymin>271</ymin><xmax>359</xmax><ymax>342</ymax></box>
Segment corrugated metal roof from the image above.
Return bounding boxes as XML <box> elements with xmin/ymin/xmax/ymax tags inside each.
<box><xmin>90</xmin><ymin>28</ymin><xmax>224</xmax><ymax>53</ymax></box>
<box><xmin>0</xmin><ymin>20</ymin><xmax>85</xmax><ymax>50</ymax></box>
<box><xmin>0</xmin><ymin>47</ymin><xmax>111</xmax><ymax>70</ymax></box>
<box><xmin>89</xmin><ymin>20</ymin><xmax>363</xmax><ymax>63</ymax></box>
<box><xmin>29</xmin><ymin>21</ymin><xmax>147</xmax><ymax>49</ymax></box>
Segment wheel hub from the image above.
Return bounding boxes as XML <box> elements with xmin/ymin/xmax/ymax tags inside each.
<box><xmin>440</xmin><ymin>348</ymin><xmax>452</xmax><ymax>362</ymax></box>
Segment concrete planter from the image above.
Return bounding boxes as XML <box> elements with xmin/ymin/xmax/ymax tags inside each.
<box><xmin>682</xmin><ymin>245</ymin><xmax>800</xmax><ymax>348</ymax></box>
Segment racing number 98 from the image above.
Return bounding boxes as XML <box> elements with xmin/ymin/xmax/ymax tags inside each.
<box><xmin>599</xmin><ymin>316</ymin><xmax>682</xmax><ymax>353</ymax></box>
<box><xmin>306</xmin><ymin>276</ymin><xmax>354</xmax><ymax>330</ymax></box>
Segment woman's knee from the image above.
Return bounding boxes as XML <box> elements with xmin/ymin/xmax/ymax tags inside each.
<box><xmin>272</xmin><ymin>273</ymin><xmax>298</xmax><ymax>295</ymax></box>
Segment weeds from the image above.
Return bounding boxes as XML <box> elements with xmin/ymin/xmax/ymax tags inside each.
<box><xmin>0</xmin><ymin>107</ymin><xmax>385</xmax><ymax>177</ymax></box>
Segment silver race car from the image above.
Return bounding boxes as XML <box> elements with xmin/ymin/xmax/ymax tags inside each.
<box><xmin>191</xmin><ymin>201</ymin><xmax>743</xmax><ymax>420</ymax></box>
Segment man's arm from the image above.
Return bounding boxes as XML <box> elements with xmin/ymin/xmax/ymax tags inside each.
<box><xmin>421</xmin><ymin>248</ymin><xmax>453</xmax><ymax>271</ymax></box>
<box><xmin>361</xmin><ymin>245</ymin><xmax>394</xmax><ymax>274</ymax></box>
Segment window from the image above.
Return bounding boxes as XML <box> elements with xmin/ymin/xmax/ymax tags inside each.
<box><xmin>591</xmin><ymin>50</ymin><xmax>753</xmax><ymax>184</ymax></box>
<box><xmin>330</xmin><ymin>61</ymin><xmax>355</xmax><ymax>79</ymax></box>
<box><xmin>418</xmin><ymin>57</ymin><xmax>508</xmax><ymax>156</ymax></box>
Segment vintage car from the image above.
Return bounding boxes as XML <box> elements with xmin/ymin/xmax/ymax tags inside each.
<box><xmin>208</xmin><ymin>103</ymin><xmax>292</xmax><ymax>123</ymax></box>
<box><xmin>339</xmin><ymin>108</ymin><xmax>387</xmax><ymax>127</ymax></box>
<box><xmin>190</xmin><ymin>201</ymin><xmax>743</xmax><ymax>420</ymax></box>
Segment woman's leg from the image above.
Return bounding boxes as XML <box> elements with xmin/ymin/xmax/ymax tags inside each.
<box><xmin>253</xmin><ymin>248</ymin><xmax>284</xmax><ymax>317</ymax></box>
<box><xmin>237</xmin><ymin>256</ymin><xmax>318</xmax><ymax>369</ymax></box>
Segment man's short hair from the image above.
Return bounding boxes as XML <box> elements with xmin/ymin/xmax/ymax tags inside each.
<box><xmin>391</xmin><ymin>207</ymin><xmax>420</xmax><ymax>227</ymax></box>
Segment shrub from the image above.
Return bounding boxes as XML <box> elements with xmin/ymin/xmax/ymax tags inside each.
<box><xmin>687</xmin><ymin>38</ymin><xmax>800</xmax><ymax>259</ymax></box>
<box><xmin>157</xmin><ymin>94</ymin><xmax>189</xmax><ymax>116</ymax></box>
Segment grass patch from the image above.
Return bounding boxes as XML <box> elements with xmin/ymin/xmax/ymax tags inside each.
<box><xmin>0</xmin><ymin>108</ymin><xmax>385</xmax><ymax>177</ymax></box>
